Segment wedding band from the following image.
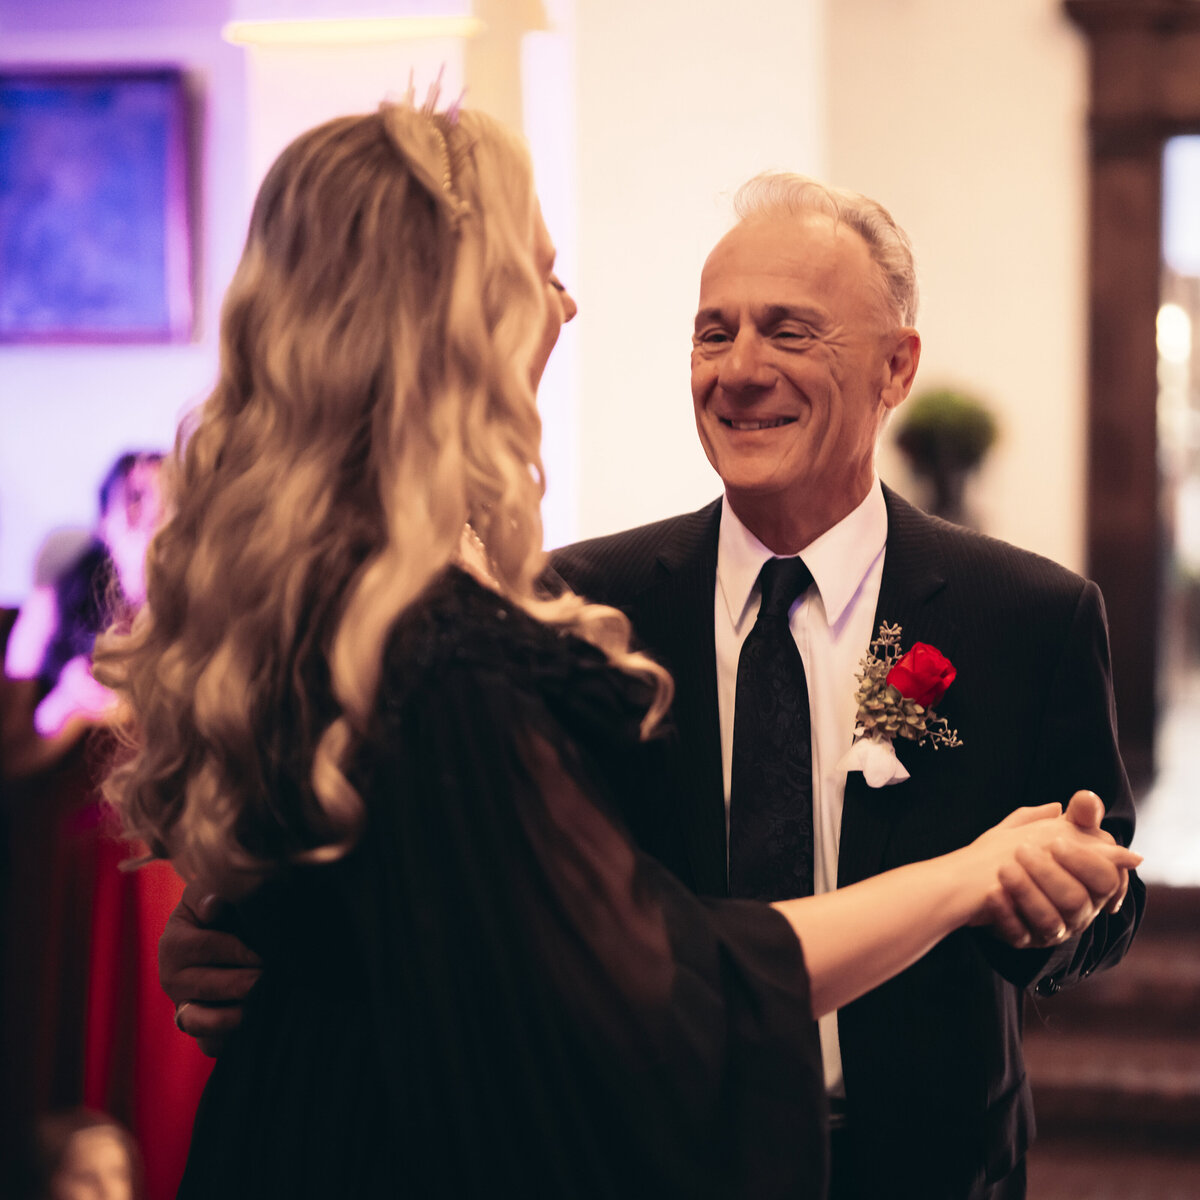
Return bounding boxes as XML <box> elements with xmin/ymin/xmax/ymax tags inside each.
<box><xmin>174</xmin><ymin>1002</ymin><xmax>192</xmax><ymax>1033</ymax></box>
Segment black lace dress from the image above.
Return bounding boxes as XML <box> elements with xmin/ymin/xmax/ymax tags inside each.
<box><xmin>178</xmin><ymin>569</ymin><xmax>826</xmax><ymax>1199</ymax></box>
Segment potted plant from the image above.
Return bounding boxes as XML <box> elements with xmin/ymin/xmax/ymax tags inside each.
<box><xmin>894</xmin><ymin>387</ymin><xmax>998</xmax><ymax>526</ymax></box>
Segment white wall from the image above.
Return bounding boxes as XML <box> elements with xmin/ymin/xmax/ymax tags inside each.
<box><xmin>522</xmin><ymin>0</ymin><xmax>579</xmax><ymax>551</ymax></box>
<box><xmin>827</xmin><ymin>0</ymin><xmax>1089</xmax><ymax>571</ymax></box>
<box><xmin>567</xmin><ymin>0</ymin><xmax>827</xmax><ymax>542</ymax></box>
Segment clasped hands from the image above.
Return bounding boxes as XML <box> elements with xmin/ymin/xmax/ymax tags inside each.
<box><xmin>972</xmin><ymin>790</ymin><xmax>1139</xmax><ymax>950</ymax></box>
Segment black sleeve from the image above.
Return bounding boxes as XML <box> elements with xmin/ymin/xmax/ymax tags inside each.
<box><xmin>979</xmin><ymin>580</ymin><xmax>1145</xmax><ymax>991</ymax></box>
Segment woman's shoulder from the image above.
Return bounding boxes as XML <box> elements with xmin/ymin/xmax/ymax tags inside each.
<box><xmin>376</xmin><ymin>567</ymin><xmax>649</xmax><ymax>743</ymax></box>
<box><xmin>383</xmin><ymin>566</ymin><xmax>574</xmax><ymax>678</ymax></box>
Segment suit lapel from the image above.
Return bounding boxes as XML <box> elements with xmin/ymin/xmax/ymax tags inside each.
<box><xmin>838</xmin><ymin>488</ymin><xmax>954</xmax><ymax>887</ymax></box>
<box><xmin>632</xmin><ymin>500</ymin><xmax>728</xmax><ymax>896</ymax></box>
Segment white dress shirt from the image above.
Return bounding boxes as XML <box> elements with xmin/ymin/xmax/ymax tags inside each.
<box><xmin>714</xmin><ymin>479</ymin><xmax>888</xmax><ymax>1095</ymax></box>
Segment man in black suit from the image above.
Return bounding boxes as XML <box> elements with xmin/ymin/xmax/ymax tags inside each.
<box><xmin>551</xmin><ymin>175</ymin><xmax>1142</xmax><ymax>1199</ymax></box>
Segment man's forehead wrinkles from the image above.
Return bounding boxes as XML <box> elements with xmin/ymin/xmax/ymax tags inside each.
<box><xmin>758</xmin><ymin>302</ymin><xmax>826</xmax><ymax>324</ymax></box>
<box><xmin>693</xmin><ymin>300</ymin><xmax>828</xmax><ymax>327</ymax></box>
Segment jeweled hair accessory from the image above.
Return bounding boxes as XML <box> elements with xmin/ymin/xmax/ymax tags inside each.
<box><xmin>380</xmin><ymin>68</ymin><xmax>470</xmax><ymax>232</ymax></box>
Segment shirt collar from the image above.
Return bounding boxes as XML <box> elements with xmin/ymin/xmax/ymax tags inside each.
<box><xmin>716</xmin><ymin>479</ymin><xmax>888</xmax><ymax>632</ymax></box>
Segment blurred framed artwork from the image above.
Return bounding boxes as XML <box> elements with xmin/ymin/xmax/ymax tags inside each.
<box><xmin>0</xmin><ymin>68</ymin><xmax>195</xmax><ymax>343</ymax></box>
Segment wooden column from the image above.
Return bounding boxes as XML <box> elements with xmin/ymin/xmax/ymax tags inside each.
<box><xmin>1064</xmin><ymin>0</ymin><xmax>1200</xmax><ymax>784</ymax></box>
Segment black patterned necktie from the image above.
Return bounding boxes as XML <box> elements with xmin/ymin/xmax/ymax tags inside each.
<box><xmin>729</xmin><ymin>556</ymin><xmax>815</xmax><ymax>901</ymax></box>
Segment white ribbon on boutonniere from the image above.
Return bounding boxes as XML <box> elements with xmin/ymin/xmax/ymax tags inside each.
<box><xmin>841</xmin><ymin>734</ymin><xmax>911</xmax><ymax>787</ymax></box>
<box><xmin>837</xmin><ymin>622</ymin><xmax>963</xmax><ymax>788</ymax></box>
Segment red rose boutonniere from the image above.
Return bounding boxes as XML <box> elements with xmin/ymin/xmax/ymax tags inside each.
<box><xmin>886</xmin><ymin>642</ymin><xmax>957</xmax><ymax>711</ymax></box>
<box><xmin>840</xmin><ymin>623</ymin><xmax>962</xmax><ymax>787</ymax></box>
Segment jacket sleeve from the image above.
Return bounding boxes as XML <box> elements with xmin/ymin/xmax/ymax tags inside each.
<box><xmin>979</xmin><ymin>579</ymin><xmax>1145</xmax><ymax>991</ymax></box>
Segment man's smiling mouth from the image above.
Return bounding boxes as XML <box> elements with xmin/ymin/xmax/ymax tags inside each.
<box><xmin>719</xmin><ymin>417</ymin><xmax>796</xmax><ymax>431</ymax></box>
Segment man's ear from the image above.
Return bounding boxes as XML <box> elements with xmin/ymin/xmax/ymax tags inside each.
<box><xmin>881</xmin><ymin>328</ymin><xmax>921</xmax><ymax>411</ymax></box>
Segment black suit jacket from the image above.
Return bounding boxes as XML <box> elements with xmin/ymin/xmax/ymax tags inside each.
<box><xmin>551</xmin><ymin>485</ymin><xmax>1144</xmax><ymax>1199</ymax></box>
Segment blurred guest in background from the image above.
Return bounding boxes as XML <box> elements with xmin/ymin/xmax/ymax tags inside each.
<box><xmin>4</xmin><ymin>451</ymin><xmax>163</xmax><ymax>745</ymax></box>
<box><xmin>30</xmin><ymin>1108</ymin><xmax>142</xmax><ymax>1200</ymax></box>
<box><xmin>1</xmin><ymin>451</ymin><xmax>203</xmax><ymax>1200</ymax></box>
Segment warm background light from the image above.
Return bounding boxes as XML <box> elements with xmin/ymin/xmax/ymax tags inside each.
<box><xmin>1158</xmin><ymin>302</ymin><xmax>1193</xmax><ymax>366</ymax></box>
<box><xmin>221</xmin><ymin>16</ymin><xmax>484</xmax><ymax>46</ymax></box>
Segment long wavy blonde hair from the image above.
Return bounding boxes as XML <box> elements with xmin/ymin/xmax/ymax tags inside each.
<box><xmin>96</xmin><ymin>106</ymin><xmax>671</xmax><ymax>894</ymax></box>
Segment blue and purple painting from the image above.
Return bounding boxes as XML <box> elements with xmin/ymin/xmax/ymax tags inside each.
<box><xmin>0</xmin><ymin>69</ymin><xmax>193</xmax><ymax>342</ymax></box>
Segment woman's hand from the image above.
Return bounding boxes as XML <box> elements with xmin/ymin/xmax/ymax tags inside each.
<box><xmin>970</xmin><ymin>792</ymin><xmax>1140</xmax><ymax>949</ymax></box>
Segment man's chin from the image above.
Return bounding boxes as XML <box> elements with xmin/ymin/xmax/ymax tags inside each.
<box><xmin>720</xmin><ymin>479</ymin><xmax>811</xmax><ymax>521</ymax></box>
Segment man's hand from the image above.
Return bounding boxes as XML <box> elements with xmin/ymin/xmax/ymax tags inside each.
<box><xmin>1062</xmin><ymin>789</ymin><xmax>1132</xmax><ymax>916</ymax></box>
<box><xmin>982</xmin><ymin>791</ymin><xmax>1136</xmax><ymax>950</ymax></box>
<box><xmin>161</xmin><ymin>881</ymin><xmax>262</xmax><ymax>1056</ymax></box>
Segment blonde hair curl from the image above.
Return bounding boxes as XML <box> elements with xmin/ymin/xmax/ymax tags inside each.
<box><xmin>96</xmin><ymin>107</ymin><xmax>671</xmax><ymax>894</ymax></box>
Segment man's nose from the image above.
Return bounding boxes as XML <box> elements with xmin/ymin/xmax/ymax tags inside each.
<box><xmin>717</xmin><ymin>330</ymin><xmax>773</xmax><ymax>393</ymax></box>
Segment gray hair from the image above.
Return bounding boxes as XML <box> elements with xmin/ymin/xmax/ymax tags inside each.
<box><xmin>733</xmin><ymin>172</ymin><xmax>919</xmax><ymax>327</ymax></box>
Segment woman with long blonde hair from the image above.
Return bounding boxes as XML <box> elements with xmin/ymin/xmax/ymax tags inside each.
<box><xmin>98</xmin><ymin>101</ymin><xmax>1136</xmax><ymax>1198</ymax></box>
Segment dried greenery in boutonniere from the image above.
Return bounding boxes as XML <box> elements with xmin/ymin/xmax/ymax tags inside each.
<box><xmin>840</xmin><ymin>623</ymin><xmax>962</xmax><ymax>787</ymax></box>
<box><xmin>854</xmin><ymin>623</ymin><xmax>963</xmax><ymax>750</ymax></box>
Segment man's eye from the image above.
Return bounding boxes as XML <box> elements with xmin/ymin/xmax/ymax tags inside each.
<box><xmin>773</xmin><ymin>328</ymin><xmax>812</xmax><ymax>342</ymax></box>
<box><xmin>695</xmin><ymin>329</ymin><xmax>731</xmax><ymax>345</ymax></box>
<box><xmin>549</xmin><ymin>275</ymin><xmax>567</xmax><ymax>294</ymax></box>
